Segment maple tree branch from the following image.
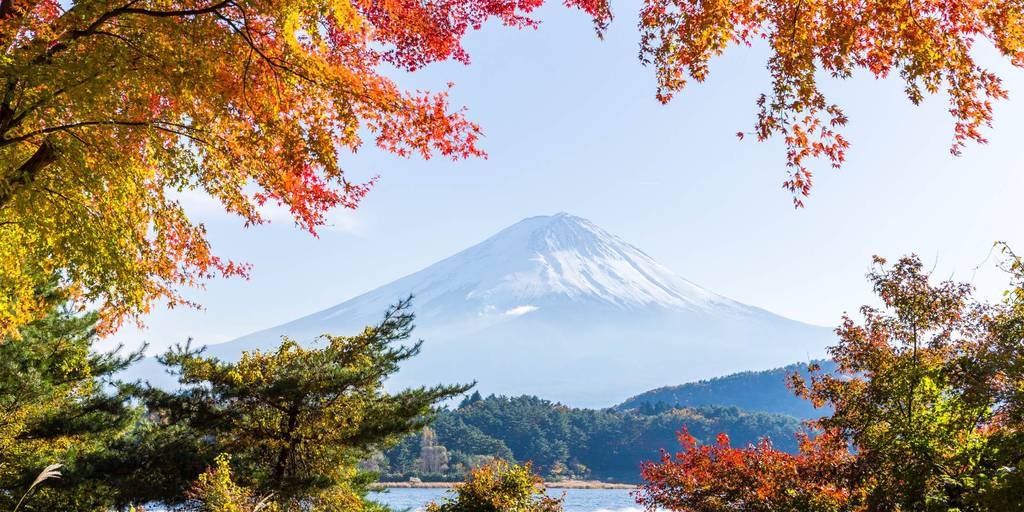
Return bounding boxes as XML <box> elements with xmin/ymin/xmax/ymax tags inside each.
<box><xmin>905</xmin><ymin>0</ymin><xmax>946</xmax><ymax>55</ymax></box>
<box><xmin>0</xmin><ymin>119</ymin><xmax>203</xmax><ymax>147</ymax></box>
<box><xmin>40</xmin><ymin>185</ymin><xmax>103</xmax><ymax>220</ymax></box>
<box><xmin>0</xmin><ymin>79</ymin><xmax>17</xmax><ymax>133</ymax></box>
<box><xmin>2</xmin><ymin>68</ymin><xmax>112</xmax><ymax>136</ymax></box>
<box><xmin>0</xmin><ymin>137</ymin><xmax>56</xmax><ymax>210</ymax></box>
<box><xmin>221</xmin><ymin>3</ymin><xmax>344</xmax><ymax>95</ymax></box>
<box><xmin>44</xmin><ymin>0</ymin><xmax>234</xmax><ymax>60</ymax></box>
<box><xmin>216</xmin><ymin>10</ymin><xmax>316</xmax><ymax>93</ymax></box>
<box><xmin>77</xmin><ymin>0</ymin><xmax>235</xmax><ymax>38</ymax></box>
<box><xmin>218</xmin><ymin>8</ymin><xmax>373</xmax><ymax>112</ymax></box>
<box><xmin>790</xmin><ymin>0</ymin><xmax>803</xmax><ymax>40</ymax></box>
<box><xmin>0</xmin><ymin>119</ymin><xmax>219</xmax><ymax>208</ymax></box>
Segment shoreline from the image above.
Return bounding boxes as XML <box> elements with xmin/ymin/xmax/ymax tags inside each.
<box><xmin>372</xmin><ymin>480</ymin><xmax>637</xmax><ymax>490</ymax></box>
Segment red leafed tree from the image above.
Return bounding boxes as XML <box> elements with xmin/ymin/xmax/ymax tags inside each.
<box><xmin>637</xmin><ymin>428</ymin><xmax>855</xmax><ymax>512</ymax></box>
<box><xmin>639</xmin><ymin>0</ymin><xmax>1024</xmax><ymax>206</ymax></box>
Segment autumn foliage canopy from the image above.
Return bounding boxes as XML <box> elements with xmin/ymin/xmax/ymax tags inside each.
<box><xmin>638</xmin><ymin>429</ymin><xmax>854</xmax><ymax>512</ymax></box>
<box><xmin>0</xmin><ymin>0</ymin><xmax>609</xmax><ymax>336</ymax></box>
<box><xmin>3</xmin><ymin>0</ymin><xmax>1024</xmax><ymax>336</ymax></box>
<box><xmin>640</xmin><ymin>0</ymin><xmax>1024</xmax><ymax>205</ymax></box>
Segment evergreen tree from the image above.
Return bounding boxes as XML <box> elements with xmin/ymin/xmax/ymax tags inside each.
<box><xmin>0</xmin><ymin>283</ymin><xmax>141</xmax><ymax>511</ymax></box>
<box><xmin>132</xmin><ymin>297</ymin><xmax>471</xmax><ymax>510</ymax></box>
<box><xmin>459</xmin><ymin>391</ymin><xmax>484</xmax><ymax>409</ymax></box>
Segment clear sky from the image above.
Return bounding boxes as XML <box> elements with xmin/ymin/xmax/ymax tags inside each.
<box><xmin>104</xmin><ymin>1</ymin><xmax>1024</xmax><ymax>354</ymax></box>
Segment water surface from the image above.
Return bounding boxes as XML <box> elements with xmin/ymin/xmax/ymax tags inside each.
<box><xmin>370</xmin><ymin>487</ymin><xmax>644</xmax><ymax>512</ymax></box>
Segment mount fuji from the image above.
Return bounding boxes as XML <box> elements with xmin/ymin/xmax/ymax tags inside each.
<box><xmin>195</xmin><ymin>213</ymin><xmax>832</xmax><ymax>407</ymax></box>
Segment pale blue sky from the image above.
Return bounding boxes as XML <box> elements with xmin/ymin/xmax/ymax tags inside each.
<box><xmin>105</xmin><ymin>1</ymin><xmax>1024</xmax><ymax>354</ymax></box>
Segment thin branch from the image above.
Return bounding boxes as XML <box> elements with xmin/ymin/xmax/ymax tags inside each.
<box><xmin>4</xmin><ymin>67</ymin><xmax>113</xmax><ymax>135</ymax></box>
<box><xmin>1</xmin><ymin>119</ymin><xmax>204</xmax><ymax>147</ymax></box>
<box><xmin>42</xmin><ymin>0</ymin><xmax>233</xmax><ymax>61</ymax></box>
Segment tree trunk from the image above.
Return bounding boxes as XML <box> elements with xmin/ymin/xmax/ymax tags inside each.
<box><xmin>0</xmin><ymin>139</ymin><xmax>56</xmax><ymax>210</ymax></box>
<box><xmin>0</xmin><ymin>0</ymin><xmax>15</xmax><ymax>19</ymax></box>
<box><xmin>272</xmin><ymin>404</ymin><xmax>300</xmax><ymax>491</ymax></box>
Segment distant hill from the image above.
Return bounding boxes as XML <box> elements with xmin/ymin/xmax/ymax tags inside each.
<box><xmin>615</xmin><ymin>360</ymin><xmax>837</xmax><ymax>420</ymax></box>
<box><xmin>371</xmin><ymin>394</ymin><xmax>805</xmax><ymax>483</ymax></box>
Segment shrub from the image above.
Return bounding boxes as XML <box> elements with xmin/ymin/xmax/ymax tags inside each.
<box><xmin>185</xmin><ymin>455</ymin><xmax>277</xmax><ymax>512</ymax></box>
<box><xmin>426</xmin><ymin>460</ymin><xmax>563</xmax><ymax>512</ymax></box>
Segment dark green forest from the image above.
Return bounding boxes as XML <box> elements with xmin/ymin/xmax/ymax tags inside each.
<box><xmin>368</xmin><ymin>393</ymin><xmax>805</xmax><ymax>483</ymax></box>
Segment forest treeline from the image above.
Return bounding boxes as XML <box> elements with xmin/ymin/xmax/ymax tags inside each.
<box><xmin>368</xmin><ymin>393</ymin><xmax>804</xmax><ymax>483</ymax></box>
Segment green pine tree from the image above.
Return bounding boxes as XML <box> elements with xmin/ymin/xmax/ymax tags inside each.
<box><xmin>0</xmin><ymin>282</ymin><xmax>141</xmax><ymax>511</ymax></box>
<box><xmin>132</xmin><ymin>297</ymin><xmax>472</xmax><ymax>510</ymax></box>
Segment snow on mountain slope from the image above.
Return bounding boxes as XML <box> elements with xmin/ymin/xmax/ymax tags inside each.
<box><xmin>219</xmin><ymin>213</ymin><xmax>738</xmax><ymax>346</ymax></box>
<box><xmin>185</xmin><ymin>213</ymin><xmax>833</xmax><ymax>407</ymax></box>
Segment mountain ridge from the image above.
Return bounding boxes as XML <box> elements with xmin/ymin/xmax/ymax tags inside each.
<box><xmin>169</xmin><ymin>213</ymin><xmax>833</xmax><ymax>407</ymax></box>
<box><xmin>615</xmin><ymin>360</ymin><xmax>838</xmax><ymax>419</ymax></box>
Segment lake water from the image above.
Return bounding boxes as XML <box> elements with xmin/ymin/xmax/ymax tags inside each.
<box><xmin>369</xmin><ymin>487</ymin><xmax>645</xmax><ymax>512</ymax></box>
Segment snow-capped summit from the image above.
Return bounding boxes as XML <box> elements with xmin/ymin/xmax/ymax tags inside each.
<box><xmin>306</xmin><ymin>212</ymin><xmax>728</xmax><ymax>329</ymax></box>
<box><xmin>201</xmin><ymin>213</ymin><xmax>832</xmax><ymax>407</ymax></box>
<box><xmin>447</xmin><ymin>212</ymin><xmax>725</xmax><ymax>310</ymax></box>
